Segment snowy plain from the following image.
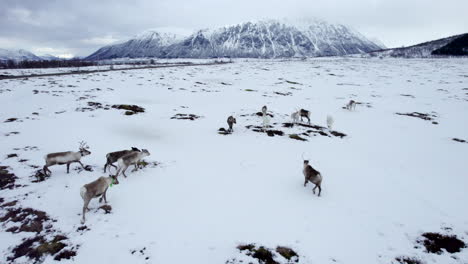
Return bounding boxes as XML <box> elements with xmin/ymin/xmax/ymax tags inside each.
<box><xmin>0</xmin><ymin>57</ymin><xmax>467</xmax><ymax>264</ymax></box>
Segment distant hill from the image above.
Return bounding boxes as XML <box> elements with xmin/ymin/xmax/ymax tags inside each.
<box><xmin>86</xmin><ymin>18</ymin><xmax>384</xmax><ymax>60</ymax></box>
<box><xmin>365</xmin><ymin>33</ymin><xmax>468</xmax><ymax>58</ymax></box>
<box><xmin>0</xmin><ymin>48</ymin><xmax>42</xmax><ymax>61</ymax></box>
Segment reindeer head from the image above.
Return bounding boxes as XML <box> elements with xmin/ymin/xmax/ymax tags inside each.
<box><xmin>110</xmin><ymin>175</ymin><xmax>119</xmax><ymax>185</ymax></box>
<box><xmin>78</xmin><ymin>141</ymin><xmax>91</xmax><ymax>156</ymax></box>
<box><xmin>141</xmin><ymin>149</ymin><xmax>150</xmax><ymax>156</ymax></box>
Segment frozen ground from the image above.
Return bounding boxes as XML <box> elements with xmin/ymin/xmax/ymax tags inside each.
<box><xmin>0</xmin><ymin>58</ymin><xmax>467</xmax><ymax>264</ymax></box>
<box><xmin>0</xmin><ymin>58</ymin><xmax>230</xmax><ymax>77</ymax></box>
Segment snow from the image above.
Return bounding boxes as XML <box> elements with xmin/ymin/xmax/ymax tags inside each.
<box><xmin>0</xmin><ymin>48</ymin><xmax>42</xmax><ymax>61</ymax></box>
<box><xmin>86</xmin><ymin>19</ymin><xmax>383</xmax><ymax>60</ymax></box>
<box><xmin>1</xmin><ymin>57</ymin><xmax>468</xmax><ymax>264</ymax></box>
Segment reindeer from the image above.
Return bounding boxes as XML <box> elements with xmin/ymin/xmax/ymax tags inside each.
<box><xmin>299</xmin><ymin>109</ymin><xmax>311</xmax><ymax>124</ymax></box>
<box><xmin>261</xmin><ymin>105</ymin><xmax>270</xmax><ymax>131</ymax></box>
<box><xmin>303</xmin><ymin>158</ymin><xmax>323</xmax><ymax>196</ymax></box>
<box><xmin>227</xmin><ymin>116</ymin><xmax>236</xmax><ymax>133</ymax></box>
<box><xmin>116</xmin><ymin>149</ymin><xmax>150</xmax><ymax>178</ymax></box>
<box><xmin>291</xmin><ymin>111</ymin><xmax>299</xmax><ymax>124</ymax></box>
<box><xmin>80</xmin><ymin>175</ymin><xmax>119</xmax><ymax>224</ymax></box>
<box><xmin>346</xmin><ymin>100</ymin><xmax>356</xmax><ymax>111</ymax></box>
<box><xmin>104</xmin><ymin>147</ymin><xmax>140</xmax><ymax>173</ymax></box>
<box><xmin>261</xmin><ymin>105</ymin><xmax>267</xmax><ymax>115</ymax></box>
<box><xmin>326</xmin><ymin>115</ymin><xmax>334</xmax><ymax>130</ymax></box>
<box><xmin>43</xmin><ymin>141</ymin><xmax>91</xmax><ymax>176</ymax></box>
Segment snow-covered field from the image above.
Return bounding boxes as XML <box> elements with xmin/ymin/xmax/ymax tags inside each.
<box><xmin>1</xmin><ymin>58</ymin><xmax>467</xmax><ymax>264</ymax></box>
<box><xmin>0</xmin><ymin>58</ymin><xmax>228</xmax><ymax>77</ymax></box>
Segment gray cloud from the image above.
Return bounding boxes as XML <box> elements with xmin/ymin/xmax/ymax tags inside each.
<box><xmin>1</xmin><ymin>0</ymin><xmax>466</xmax><ymax>57</ymax></box>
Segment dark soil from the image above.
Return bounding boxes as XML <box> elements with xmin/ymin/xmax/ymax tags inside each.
<box><xmin>396</xmin><ymin>112</ymin><xmax>438</xmax><ymax>123</ymax></box>
<box><xmin>112</xmin><ymin>104</ymin><xmax>145</xmax><ymax>115</ymax></box>
<box><xmin>8</xmin><ymin>235</ymin><xmax>72</xmax><ymax>262</ymax></box>
<box><xmin>255</xmin><ymin>112</ymin><xmax>274</xmax><ymax>118</ymax></box>
<box><xmin>218</xmin><ymin>127</ymin><xmax>231</xmax><ymax>135</ymax></box>
<box><xmin>452</xmin><ymin>138</ymin><xmax>467</xmax><ymax>143</ymax></box>
<box><xmin>6</xmin><ymin>153</ymin><xmax>18</xmax><ymax>159</ymax></box>
<box><xmin>0</xmin><ymin>166</ymin><xmax>19</xmax><ymax>190</ymax></box>
<box><xmin>1</xmin><ymin>205</ymin><xmax>77</xmax><ymax>262</ymax></box>
<box><xmin>289</xmin><ymin>134</ymin><xmax>307</xmax><ymax>141</ymax></box>
<box><xmin>395</xmin><ymin>256</ymin><xmax>423</xmax><ymax>264</ymax></box>
<box><xmin>275</xmin><ymin>246</ymin><xmax>298</xmax><ymax>261</ymax></box>
<box><xmin>33</xmin><ymin>169</ymin><xmax>49</xmax><ymax>182</ymax></box>
<box><xmin>54</xmin><ymin>250</ymin><xmax>77</xmax><ymax>260</ymax></box>
<box><xmin>418</xmin><ymin>232</ymin><xmax>466</xmax><ymax>254</ymax></box>
<box><xmin>5</xmin><ymin>131</ymin><xmax>20</xmax><ymax>136</ymax></box>
<box><xmin>274</xmin><ymin>91</ymin><xmax>292</xmax><ymax>96</ymax></box>
<box><xmin>171</xmin><ymin>113</ymin><xmax>201</xmax><ymax>120</ymax></box>
<box><xmin>76</xmin><ymin>101</ymin><xmax>111</xmax><ymax>112</ymax></box>
<box><xmin>0</xmin><ymin>207</ymin><xmax>50</xmax><ymax>233</ymax></box>
<box><xmin>4</xmin><ymin>117</ymin><xmax>19</xmax><ymax>123</ymax></box>
<box><xmin>236</xmin><ymin>244</ymin><xmax>299</xmax><ymax>264</ymax></box>
<box><xmin>99</xmin><ymin>205</ymin><xmax>112</xmax><ymax>214</ymax></box>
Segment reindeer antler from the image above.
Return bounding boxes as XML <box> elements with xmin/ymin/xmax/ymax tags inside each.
<box><xmin>79</xmin><ymin>141</ymin><xmax>89</xmax><ymax>150</ymax></box>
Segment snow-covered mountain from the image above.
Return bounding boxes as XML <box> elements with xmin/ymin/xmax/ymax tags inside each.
<box><xmin>365</xmin><ymin>33</ymin><xmax>468</xmax><ymax>58</ymax></box>
<box><xmin>86</xmin><ymin>19</ymin><xmax>384</xmax><ymax>59</ymax></box>
<box><xmin>0</xmin><ymin>48</ymin><xmax>42</xmax><ymax>61</ymax></box>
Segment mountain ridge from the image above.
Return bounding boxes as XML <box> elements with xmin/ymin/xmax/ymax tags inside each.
<box><xmin>86</xmin><ymin>19</ymin><xmax>384</xmax><ymax>60</ymax></box>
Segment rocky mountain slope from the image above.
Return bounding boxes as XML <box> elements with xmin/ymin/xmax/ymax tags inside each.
<box><xmin>87</xmin><ymin>19</ymin><xmax>384</xmax><ymax>59</ymax></box>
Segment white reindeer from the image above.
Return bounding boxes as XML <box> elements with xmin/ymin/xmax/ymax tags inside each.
<box><xmin>326</xmin><ymin>115</ymin><xmax>334</xmax><ymax>130</ymax></box>
<box><xmin>43</xmin><ymin>141</ymin><xmax>91</xmax><ymax>176</ymax></box>
<box><xmin>116</xmin><ymin>149</ymin><xmax>151</xmax><ymax>178</ymax></box>
<box><xmin>291</xmin><ymin>111</ymin><xmax>299</xmax><ymax>124</ymax></box>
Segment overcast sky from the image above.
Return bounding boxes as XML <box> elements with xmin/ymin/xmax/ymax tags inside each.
<box><xmin>1</xmin><ymin>0</ymin><xmax>466</xmax><ymax>57</ymax></box>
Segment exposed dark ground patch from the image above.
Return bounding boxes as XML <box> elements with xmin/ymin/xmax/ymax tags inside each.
<box><xmin>396</xmin><ymin>112</ymin><xmax>438</xmax><ymax>124</ymax></box>
<box><xmin>130</xmin><ymin>247</ymin><xmax>150</xmax><ymax>261</ymax></box>
<box><xmin>4</xmin><ymin>131</ymin><xmax>20</xmax><ymax>137</ymax></box>
<box><xmin>452</xmin><ymin>138</ymin><xmax>467</xmax><ymax>144</ymax></box>
<box><xmin>289</xmin><ymin>134</ymin><xmax>308</xmax><ymax>141</ymax></box>
<box><xmin>6</xmin><ymin>153</ymin><xmax>18</xmax><ymax>159</ymax></box>
<box><xmin>274</xmin><ymin>91</ymin><xmax>292</xmax><ymax>96</ymax></box>
<box><xmin>400</xmin><ymin>94</ymin><xmax>416</xmax><ymax>98</ymax></box>
<box><xmin>4</xmin><ymin>118</ymin><xmax>20</xmax><ymax>123</ymax></box>
<box><xmin>228</xmin><ymin>244</ymin><xmax>299</xmax><ymax>264</ymax></box>
<box><xmin>99</xmin><ymin>205</ymin><xmax>112</xmax><ymax>214</ymax></box>
<box><xmin>395</xmin><ymin>256</ymin><xmax>423</xmax><ymax>264</ymax></box>
<box><xmin>0</xmin><ymin>205</ymin><xmax>78</xmax><ymax>262</ymax></box>
<box><xmin>0</xmin><ymin>166</ymin><xmax>19</xmax><ymax>190</ymax></box>
<box><xmin>112</xmin><ymin>104</ymin><xmax>145</xmax><ymax>115</ymax></box>
<box><xmin>73</xmin><ymin>165</ymin><xmax>94</xmax><ymax>173</ymax></box>
<box><xmin>417</xmin><ymin>232</ymin><xmax>466</xmax><ymax>254</ymax></box>
<box><xmin>171</xmin><ymin>113</ymin><xmax>201</xmax><ymax>120</ymax></box>
<box><xmin>218</xmin><ymin>127</ymin><xmax>232</xmax><ymax>135</ymax></box>
<box><xmin>244</xmin><ymin>121</ymin><xmax>346</xmax><ymax>141</ymax></box>
<box><xmin>76</xmin><ymin>101</ymin><xmax>111</xmax><ymax>112</ymax></box>
<box><xmin>283</xmin><ymin>122</ymin><xmax>347</xmax><ymax>138</ymax></box>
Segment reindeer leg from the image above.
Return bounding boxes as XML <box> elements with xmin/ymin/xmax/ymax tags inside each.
<box><xmin>317</xmin><ymin>185</ymin><xmax>321</xmax><ymax>196</ymax></box>
<box><xmin>43</xmin><ymin>165</ymin><xmax>49</xmax><ymax>176</ymax></box>
<box><xmin>78</xmin><ymin>161</ymin><xmax>86</xmax><ymax>169</ymax></box>
<box><xmin>122</xmin><ymin>166</ymin><xmax>128</xmax><ymax>178</ymax></box>
<box><xmin>313</xmin><ymin>185</ymin><xmax>317</xmax><ymax>194</ymax></box>
<box><xmin>81</xmin><ymin>198</ymin><xmax>90</xmax><ymax>224</ymax></box>
<box><xmin>304</xmin><ymin>179</ymin><xmax>308</xmax><ymax>187</ymax></box>
<box><xmin>103</xmin><ymin>163</ymin><xmax>108</xmax><ymax>173</ymax></box>
<box><xmin>103</xmin><ymin>190</ymin><xmax>108</xmax><ymax>203</ymax></box>
<box><xmin>66</xmin><ymin>163</ymin><xmax>70</xmax><ymax>173</ymax></box>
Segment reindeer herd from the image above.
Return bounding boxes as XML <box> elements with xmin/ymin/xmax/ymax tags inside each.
<box><xmin>40</xmin><ymin>99</ymin><xmax>357</xmax><ymax>223</ymax></box>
